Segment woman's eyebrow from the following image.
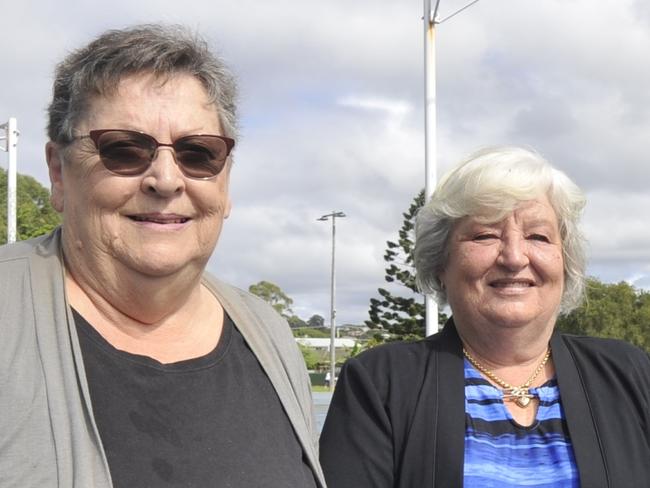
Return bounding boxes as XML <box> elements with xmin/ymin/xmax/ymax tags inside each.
<box><xmin>524</xmin><ymin>218</ymin><xmax>557</xmax><ymax>229</ymax></box>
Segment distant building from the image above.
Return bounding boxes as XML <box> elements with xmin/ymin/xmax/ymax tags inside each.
<box><xmin>295</xmin><ymin>337</ymin><xmax>357</xmax><ymax>351</ymax></box>
<box><xmin>338</xmin><ymin>325</ymin><xmax>370</xmax><ymax>338</ymax></box>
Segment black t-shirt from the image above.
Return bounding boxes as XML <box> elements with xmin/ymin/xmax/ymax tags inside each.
<box><xmin>74</xmin><ymin>309</ymin><xmax>317</xmax><ymax>488</ymax></box>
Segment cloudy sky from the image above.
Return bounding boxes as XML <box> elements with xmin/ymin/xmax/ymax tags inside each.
<box><xmin>1</xmin><ymin>0</ymin><xmax>649</xmax><ymax>326</ymax></box>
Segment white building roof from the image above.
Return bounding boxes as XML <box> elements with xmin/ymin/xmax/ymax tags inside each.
<box><xmin>295</xmin><ymin>337</ymin><xmax>357</xmax><ymax>350</ymax></box>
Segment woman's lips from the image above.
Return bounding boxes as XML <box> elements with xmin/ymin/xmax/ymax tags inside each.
<box><xmin>128</xmin><ymin>213</ymin><xmax>190</xmax><ymax>224</ymax></box>
<box><xmin>489</xmin><ymin>278</ymin><xmax>535</xmax><ymax>288</ymax></box>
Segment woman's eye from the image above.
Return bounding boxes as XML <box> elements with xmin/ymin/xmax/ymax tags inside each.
<box><xmin>529</xmin><ymin>234</ymin><xmax>550</xmax><ymax>242</ymax></box>
<box><xmin>474</xmin><ymin>233</ymin><xmax>497</xmax><ymax>241</ymax></box>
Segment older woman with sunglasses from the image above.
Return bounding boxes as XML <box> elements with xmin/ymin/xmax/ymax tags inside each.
<box><xmin>320</xmin><ymin>147</ymin><xmax>650</xmax><ymax>487</ymax></box>
<box><xmin>0</xmin><ymin>25</ymin><xmax>325</xmax><ymax>487</ymax></box>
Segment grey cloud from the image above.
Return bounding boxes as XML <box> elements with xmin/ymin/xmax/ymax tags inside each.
<box><xmin>2</xmin><ymin>0</ymin><xmax>650</xmax><ymax>324</ymax></box>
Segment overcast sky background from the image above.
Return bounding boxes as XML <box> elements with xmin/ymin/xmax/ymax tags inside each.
<box><xmin>2</xmin><ymin>0</ymin><xmax>649</xmax><ymax>326</ymax></box>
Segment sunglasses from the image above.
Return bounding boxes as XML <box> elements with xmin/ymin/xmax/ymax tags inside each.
<box><xmin>78</xmin><ymin>129</ymin><xmax>235</xmax><ymax>179</ymax></box>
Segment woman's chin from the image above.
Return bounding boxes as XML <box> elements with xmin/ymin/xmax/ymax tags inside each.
<box><xmin>476</xmin><ymin>302</ymin><xmax>557</xmax><ymax>330</ymax></box>
<box><xmin>115</xmin><ymin>250</ymin><xmax>206</xmax><ymax>279</ymax></box>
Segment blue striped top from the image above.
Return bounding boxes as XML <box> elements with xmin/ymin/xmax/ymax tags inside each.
<box><xmin>463</xmin><ymin>358</ymin><xmax>579</xmax><ymax>487</ymax></box>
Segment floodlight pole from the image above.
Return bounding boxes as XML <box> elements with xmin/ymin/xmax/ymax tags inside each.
<box><xmin>0</xmin><ymin>117</ymin><xmax>18</xmax><ymax>244</ymax></box>
<box><xmin>318</xmin><ymin>211</ymin><xmax>346</xmax><ymax>392</ymax></box>
<box><xmin>424</xmin><ymin>1</ymin><xmax>441</xmax><ymax>335</ymax></box>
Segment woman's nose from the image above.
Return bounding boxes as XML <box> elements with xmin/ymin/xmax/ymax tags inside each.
<box><xmin>497</xmin><ymin>234</ymin><xmax>529</xmax><ymax>270</ymax></box>
<box><xmin>140</xmin><ymin>147</ymin><xmax>186</xmax><ymax>197</ymax></box>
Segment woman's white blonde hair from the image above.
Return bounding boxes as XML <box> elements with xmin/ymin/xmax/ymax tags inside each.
<box><xmin>414</xmin><ymin>146</ymin><xmax>587</xmax><ymax>315</ymax></box>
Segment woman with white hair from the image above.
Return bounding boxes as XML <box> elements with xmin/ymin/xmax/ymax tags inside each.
<box><xmin>320</xmin><ymin>146</ymin><xmax>650</xmax><ymax>487</ymax></box>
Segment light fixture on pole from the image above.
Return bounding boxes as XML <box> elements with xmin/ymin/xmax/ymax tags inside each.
<box><xmin>0</xmin><ymin>117</ymin><xmax>19</xmax><ymax>244</ymax></box>
<box><xmin>423</xmin><ymin>0</ymin><xmax>481</xmax><ymax>336</ymax></box>
<box><xmin>317</xmin><ymin>211</ymin><xmax>346</xmax><ymax>392</ymax></box>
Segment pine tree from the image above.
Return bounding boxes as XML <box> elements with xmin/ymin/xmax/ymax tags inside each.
<box><xmin>365</xmin><ymin>190</ymin><xmax>446</xmax><ymax>340</ymax></box>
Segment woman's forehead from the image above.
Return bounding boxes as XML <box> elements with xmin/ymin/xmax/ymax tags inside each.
<box><xmin>457</xmin><ymin>197</ymin><xmax>559</xmax><ymax>229</ymax></box>
<box><xmin>79</xmin><ymin>74</ymin><xmax>221</xmax><ymax>134</ymax></box>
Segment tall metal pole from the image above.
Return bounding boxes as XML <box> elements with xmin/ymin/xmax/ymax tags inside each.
<box><xmin>0</xmin><ymin>117</ymin><xmax>18</xmax><ymax>243</ymax></box>
<box><xmin>329</xmin><ymin>214</ymin><xmax>337</xmax><ymax>390</ymax></box>
<box><xmin>423</xmin><ymin>1</ymin><xmax>482</xmax><ymax>334</ymax></box>
<box><xmin>318</xmin><ymin>211</ymin><xmax>346</xmax><ymax>391</ymax></box>
<box><xmin>424</xmin><ymin>1</ymin><xmax>440</xmax><ymax>335</ymax></box>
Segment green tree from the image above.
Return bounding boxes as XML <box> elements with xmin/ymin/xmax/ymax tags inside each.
<box><xmin>292</xmin><ymin>327</ymin><xmax>330</xmax><ymax>338</ymax></box>
<box><xmin>248</xmin><ymin>280</ymin><xmax>294</xmax><ymax>318</ymax></box>
<box><xmin>307</xmin><ymin>314</ymin><xmax>325</xmax><ymax>328</ymax></box>
<box><xmin>365</xmin><ymin>189</ymin><xmax>447</xmax><ymax>341</ymax></box>
<box><xmin>287</xmin><ymin>314</ymin><xmax>307</xmax><ymax>329</ymax></box>
<box><xmin>297</xmin><ymin>343</ymin><xmax>321</xmax><ymax>370</ymax></box>
<box><xmin>556</xmin><ymin>277</ymin><xmax>650</xmax><ymax>352</ymax></box>
<box><xmin>0</xmin><ymin>169</ymin><xmax>61</xmax><ymax>244</ymax></box>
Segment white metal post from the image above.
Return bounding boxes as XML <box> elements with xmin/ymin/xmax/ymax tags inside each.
<box><xmin>424</xmin><ymin>1</ymin><xmax>440</xmax><ymax>335</ymax></box>
<box><xmin>329</xmin><ymin>214</ymin><xmax>337</xmax><ymax>391</ymax></box>
<box><xmin>318</xmin><ymin>211</ymin><xmax>346</xmax><ymax>391</ymax></box>
<box><xmin>7</xmin><ymin>118</ymin><xmax>18</xmax><ymax>243</ymax></box>
<box><xmin>1</xmin><ymin>117</ymin><xmax>18</xmax><ymax>244</ymax></box>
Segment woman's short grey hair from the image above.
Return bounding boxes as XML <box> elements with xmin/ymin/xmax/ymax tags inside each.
<box><xmin>414</xmin><ymin>146</ymin><xmax>587</xmax><ymax>315</ymax></box>
<box><xmin>47</xmin><ymin>24</ymin><xmax>238</xmax><ymax>143</ymax></box>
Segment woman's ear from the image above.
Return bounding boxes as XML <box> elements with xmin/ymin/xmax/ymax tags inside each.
<box><xmin>46</xmin><ymin>142</ymin><xmax>65</xmax><ymax>212</ymax></box>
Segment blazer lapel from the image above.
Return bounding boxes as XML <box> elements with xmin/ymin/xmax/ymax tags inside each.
<box><xmin>552</xmin><ymin>332</ymin><xmax>608</xmax><ymax>488</ymax></box>
<box><xmin>433</xmin><ymin>321</ymin><xmax>466</xmax><ymax>487</ymax></box>
<box><xmin>397</xmin><ymin>320</ymin><xmax>465</xmax><ymax>487</ymax></box>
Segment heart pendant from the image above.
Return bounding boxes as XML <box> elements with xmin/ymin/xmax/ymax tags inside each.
<box><xmin>515</xmin><ymin>396</ymin><xmax>531</xmax><ymax>408</ymax></box>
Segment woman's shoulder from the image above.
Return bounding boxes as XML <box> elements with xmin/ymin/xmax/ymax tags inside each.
<box><xmin>0</xmin><ymin>230</ymin><xmax>59</xmax><ymax>262</ymax></box>
<box><xmin>344</xmin><ymin>334</ymin><xmax>448</xmax><ymax>391</ymax></box>
<box><xmin>202</xmin><ymin>276</ymin><xmax>282</xmax><ymax>318</ymax></box>
<box><xmin>560</xmin><ymin>333</ymin><xmax>648</xmax><ymax>359</ymax></box>
<box><xmin>355</xmin><ymin>322</ymin><xmax>458</xmax><ymax>364</ymax></box>
<box><xmin>332</xmin><ymin>332</ymin><xmax>461</xmax><ymax>428</ymax></box>
<box><xmin>355</xmin><ymin>337</ymin><xmax>437</xmax><ymax>366</ymax></box>
<box><xmin>558</xmin><ymin>332</ymin><xmax>650</xmax><ymax>375</ymax></box>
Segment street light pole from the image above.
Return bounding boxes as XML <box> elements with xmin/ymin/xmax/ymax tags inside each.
<box><xmin>423</xmin><ymin>0</ymin><xmax>481</xmax><ymax>335</ymax></box>
<box><xmin>424</xmin><ymin>1</ymin><xmax>441</xmax><ymax>336</ymax></box>
<box><xmin>318</xmin><ymin>211</ymin><xmax>346</xmax><ymax>391</ymax></box>
<box><xmin>0</xmin><ymin>117</ymin><xmax>19</xmax><ymax>244</ymax></box>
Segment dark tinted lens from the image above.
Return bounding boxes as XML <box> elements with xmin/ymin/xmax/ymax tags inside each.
<box><xmin>173</xmin><ymin>135</ymin><xmax>229</xmax><ymax>178</ymax></box>
<box><xmin>96</xmin><ymin>131</ymin><xmax>155</xmax><ymax>176</ymax></box>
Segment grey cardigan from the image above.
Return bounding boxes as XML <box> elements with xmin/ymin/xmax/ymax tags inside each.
<box><xmin>0</xmin><ymin>229</ymin><xmax>326</xmax><ymax>487</ymax></box>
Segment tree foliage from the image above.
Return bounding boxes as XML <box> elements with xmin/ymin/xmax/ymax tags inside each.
<box><xmin>297</xmin><ymin>343</ymin><xmax>321</xmax><ymax>370</ymax></box>
<box><xmin>286</xmin><ymin>314</ymin><xmax>307</xmax><ymax>329</ymax></box>
<box><xmin>308</xmin><ymin>314</ymin><xmax>325</xmax><ymax>328</ymax></box>
<box><xmin>248</xmin><ymin>280</ymin><xmax>294</xmax><ymax>318</ymax></box>
<box><xmin>365</xmin><ymin>189</ymin><xmax>447</xmax><ymax>340</ymax></box>
<box><xmin>556</xmin><ymin>277</ymin><xmax>650</xmax><ymax>352</ymax></box>
<box><xmin>0</xmin><ymin>169</ymin><xmax>61</xmax><ymax>244</ymax></box>
<box><xmin>292</xmin><ymin>327</ymin><xmax>330</xmax><ymax>338</ymax></box>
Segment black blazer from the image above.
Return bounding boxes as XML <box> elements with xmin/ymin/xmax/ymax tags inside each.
<box><xmin>320</xmin><ymin>320</ymin><xmax>650</xmax><ymax>487</ymax></box>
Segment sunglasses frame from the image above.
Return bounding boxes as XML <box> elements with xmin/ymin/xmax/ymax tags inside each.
<box><xmin>78</xmin><ymin>129</ymin><xmax>235</xmax><ymax>180</ymax></box>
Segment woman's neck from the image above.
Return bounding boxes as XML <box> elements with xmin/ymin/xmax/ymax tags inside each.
<box><xmin>452</xmin><ymin>308</ymin><xmax>556</xmax><ymax>363</ymax></box>
<box><xmin>454</xmin><ymin>314</ymin><xmax>555</xmax><ymax>387</ymax></box>
<box><xmin>63</xmin><ymin>254</ymin><xmax>223</xmax><ymax>363</ymax></box>
<box><xmin>459</xmin><ymin>329</ymin><xmax>551</xmax><ymax>368</ymax></box>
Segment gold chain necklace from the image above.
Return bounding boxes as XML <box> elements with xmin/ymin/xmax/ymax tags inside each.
<box><xmin>463</xmin><ymin>346</ymin><xmax>552</xmax><ymax>408</ymax></box>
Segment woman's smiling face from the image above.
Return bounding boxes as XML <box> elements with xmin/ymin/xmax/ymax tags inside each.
<box><xmin>440</xmin><ymin>195</ymin><xmax>565</xmax><ymax>333</ymax></box>
<box><xmin>48</xmin><ymin>73</ymin><xmax>232</xmax><ymax>280</ymax></box>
